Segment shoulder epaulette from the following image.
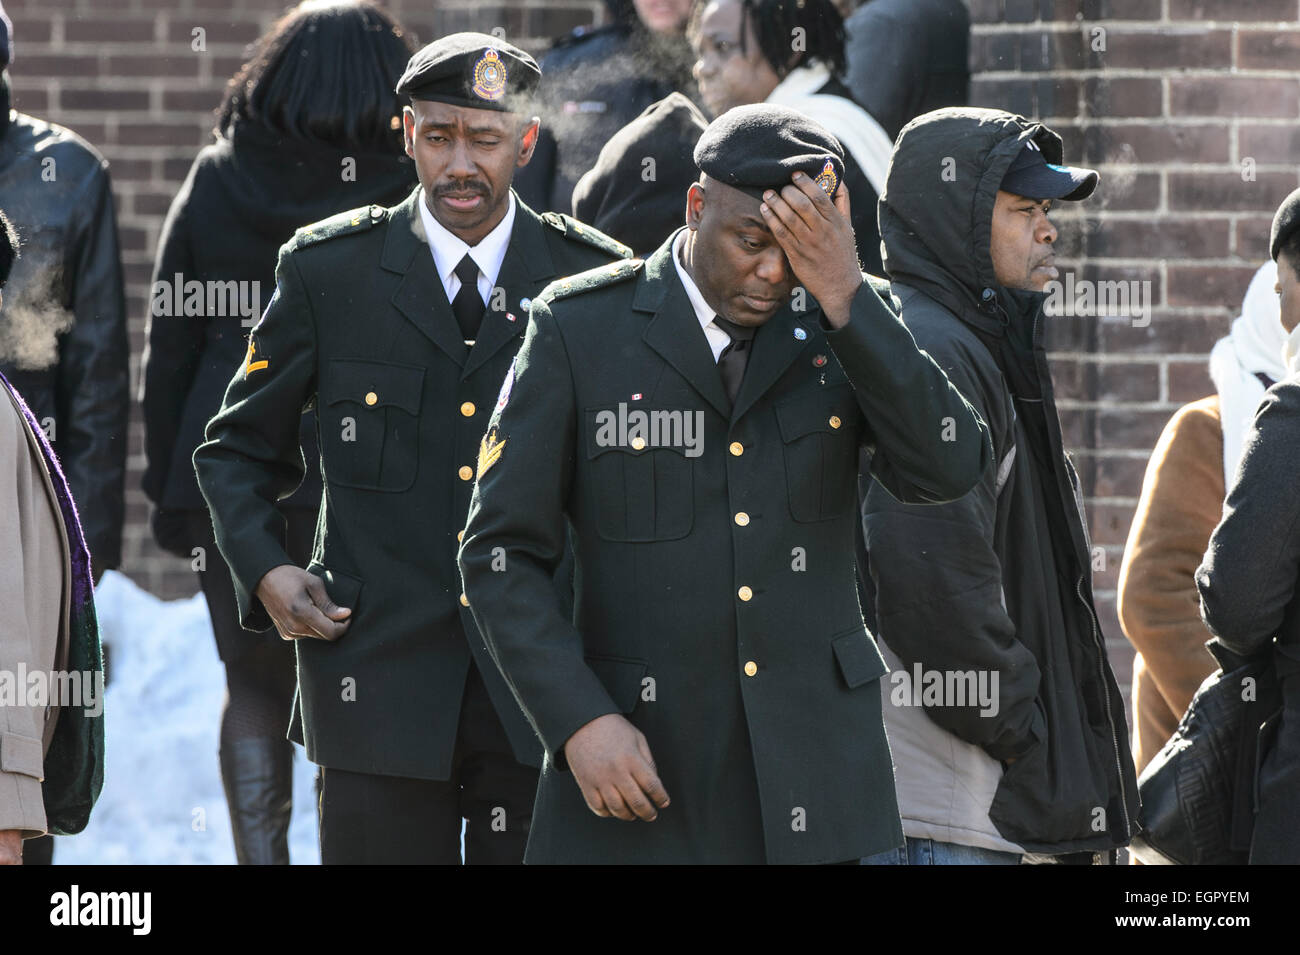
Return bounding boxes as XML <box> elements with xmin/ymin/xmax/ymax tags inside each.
<box><xmin>540</xmin><ymin>211</ymin><xmax>633</xmax><ymax>259</ymax></box>
<box><xmin>292</xmin><ymin>204</ymin><xmax>388</xmax><ymax>250</ymax></box>
<box><xmin>539</xmin><ymin>258</ymin><xmax>644</xmax><ymax>304</ymax></box>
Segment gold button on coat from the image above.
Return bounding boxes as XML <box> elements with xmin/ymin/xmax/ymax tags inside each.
<box><xmin>744</xmin><ymin>661</ymin><xmax>758</xmax><ymax>677</ymax></box>
<box><xmin>457</xmin><ymin>530</ymin><xmax>464</xmax><ymax>542</ymax></box>
<box><xmin>365</xmin><ymin>391</ymin><xmax>378</xmax><ymax>406</ymax></box>
<box><xmin>458</xmin><ymin>465</ymin><xmax>473</xmax><ymax>481</ymax></box>
<box><xmin>734</xmin><ymin>512</ymin><xmax>750</xmax><ymax>526</ymax></box>
<box><xmin>460</xmin><ymin>401</ymin><xmax>476</xmax><ymax>417</ymax></box>
<box><xmin>828</xmin><ymin>415</ymin><xmax>842</xmax><ymax>429</ymax></box>
<box><xmin>738</xmin><ymin>586</ymin><xmax>753</xmax><ymax>602</ymax></box>
<box><xmin>630</xmin><ymin>436</ymin><xmax>646</xmax><ymax>450</ymax></box>
<box><xmin>459</xmin><ymin>593</ymin><xmax>469</xmax><ymax>607</ymax></box>
<box><xmin>729</xmin><ymin>441</ymin><xmax>744</xmax><ymax>456</ymax></box>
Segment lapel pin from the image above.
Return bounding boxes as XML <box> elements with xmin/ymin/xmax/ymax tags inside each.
<box><xmin>813</xmin><ymin>354</ymin><xmax>827</xmax><ymax>367</ymax></box>
<box><xmin>793</xmin><ymin>326</ymin><xmax>808</xmax><ymax>341</ymax></box>
<box><xmin>506</xmin><ymin>312</ymin><xmax>517</xmax><ymax>322</ymax></box>
<box><xmin>631</xmin><ymin>393</ymin><xmax>643</xmax><ymax>401</ymax></box>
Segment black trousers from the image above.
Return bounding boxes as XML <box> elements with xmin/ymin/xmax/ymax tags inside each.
<box><xmin>318</xmin><ymin>662</ymin><xmax>539</xmax><ymax>864</ymax></box>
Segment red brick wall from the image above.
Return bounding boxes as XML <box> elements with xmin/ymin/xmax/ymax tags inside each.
<box><xmin>2</xmin><ymin>0</ymin><xmax>603</xmax><ymax>599</ymax></box>
<box><xmin>970</xmin><ymin>0</ymin><xmax>1300</xmax><ymax>691</ymax></box>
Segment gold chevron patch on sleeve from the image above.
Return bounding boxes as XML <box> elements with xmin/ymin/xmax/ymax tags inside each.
<box><xmin>243</xmin><ymin>338</ymin><xmax>268</xmax><ymax>377</ymax></box>
<box><xmin>477</xmin><ymin>427</ymin><xmax>506</xmax><ymax>479</ymax></box>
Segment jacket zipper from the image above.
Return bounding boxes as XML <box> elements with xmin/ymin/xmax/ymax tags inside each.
<box><xmin>997</xmin><ymin>292</ymin><xmax>1135</xmax><ymax>844</ymax></box>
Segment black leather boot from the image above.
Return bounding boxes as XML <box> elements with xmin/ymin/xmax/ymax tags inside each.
<box><xmin>219</xmin><ymin>737</ymin><xmax>293</xmax><ymax>865</ymax></box>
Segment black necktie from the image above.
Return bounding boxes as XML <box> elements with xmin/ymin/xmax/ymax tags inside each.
<box><xmin>451</xmin><ymin>254</ymin><xmax>484</xmax><ymax>341</ymax></box>
<box><xmin>714</xmin><ymin>315</ymin><xmax>755</xmax><ymax>405</ymax></box>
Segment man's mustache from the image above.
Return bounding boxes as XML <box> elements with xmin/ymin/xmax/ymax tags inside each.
<box><xmin>434</xmin><ymin>182</ymin><xmax>490</xmax><ymax>198</ymax></box>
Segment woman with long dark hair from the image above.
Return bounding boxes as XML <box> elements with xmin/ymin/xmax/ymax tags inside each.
<box><xmin>140</xmin><ymin>0</ymin><xmax>417</xmax><ymax>864</ymax></box>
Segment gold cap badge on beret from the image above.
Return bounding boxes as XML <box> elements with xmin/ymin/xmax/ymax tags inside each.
<box><xmin>815</xmin><ymin>158</ymin><xmax>838</xmax><ymax>196</ymax></box>
<box><xmin>472</xmin><ymin>48</ymin><xmax>507</xmax><ymax>102</ymax></box>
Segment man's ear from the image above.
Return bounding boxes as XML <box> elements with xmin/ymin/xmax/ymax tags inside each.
<box><xmin>402</xmin><ymin>105</ymin><xmax>416</xmax><ymax>160</ymax></box>
<box><xmin>686</xmin><ymin>181</ymin><xmax>706</xmax><ymax>230</ymax></box>
<box><xmin>517</xmin><ymin>117</ymin><xmax>541</xmax><ymax>168</ymax></box>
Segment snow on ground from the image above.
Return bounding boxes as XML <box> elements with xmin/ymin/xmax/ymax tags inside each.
<box><xmin>54</xmin><ymin>570</ymin><xmax>320</xmax><ymax>865</ymax></box>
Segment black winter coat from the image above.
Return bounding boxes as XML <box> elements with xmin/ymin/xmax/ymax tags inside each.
<box><xmin>512</xmin><ymin>19</ymin><xmax>698</xmax><ymax>215</ymax></box>
<box><xmin>0</xmin><ymin>106</ymin><xmax>128</xmax><ymax>569</ymax></box>
<box><xmin>1198</xmin><ymin>376</ymin><xmax>1300</xmax><ymax>864</ymax></box>
<box><xmin>842</xmin><ymin>0</ymin><xmax>970</xmax><ymax>141</ymax></box>
<box><xmin>140</xmin><ymin>118</ymin><xmax>417</xmax><ymax>539</ymax></box>
<box><xmin>863</xmin><ymin>107</ymin><xmax>1139</xmax><ymax>856</ymax></box>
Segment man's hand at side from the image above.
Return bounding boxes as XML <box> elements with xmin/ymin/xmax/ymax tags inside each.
<box><xmin>760</xmin><ymin>171</ymin><xmax>862</xmax><ymax>328</ymax></box>
<box><xmin>255</xmin><ymin>564</ymin><xmax>351</xmax><ymax>642</ymax></box>
<box><xmin>563</xmin><ymin>713</ymin><xmax>671</xmax><ymax>822</ymax></box>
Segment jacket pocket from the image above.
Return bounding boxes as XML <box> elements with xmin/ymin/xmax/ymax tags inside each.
<box><xmin>305</xmin><ymin>561</ymin><xmax>364</xmax><ymax>618</ymax></box>
<box><xmin>320</xmin><ymin>359</ymin><xmax>424</xmax><ymax>492</ymax></box>
<box><xmin>584</xmin><ymin>653</ymin><xmax>649</xmax><ymax>713</ymax></box>
<box><xmin>832</xmin><ymin>627</ymin><xmax>889</xmax><ymax>689</ymax></box>
<box><xmin>0</xmin><ymin>731</ymin><xmax>45</xmax><ymax>779</ymax></box>
<box><xmin>775</xmin><ymin>389</ymin><xmax>858</xmax><ymax>523</ymax></box>
<box><xmin>584</xmin><ymin>408</ymin><xmax>694</xmax><ymax>542</ymax></box>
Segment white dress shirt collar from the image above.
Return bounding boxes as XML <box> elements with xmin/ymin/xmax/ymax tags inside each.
<box><xmin>671</xmin><ymin>227</ymin><xmax>731</xmax><ymax>363</ymax></box>
<box><xmin>419</xmin><ymin>189</ymin><xmax>517</xmax><ymax>304</ymax></box>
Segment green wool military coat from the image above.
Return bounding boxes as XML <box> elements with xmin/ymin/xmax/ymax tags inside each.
<box><xmin>458</xmin><ymin>231</ymin><xmax>992</xmax><ymax>863</ymax></box>
<box><xmin>194</xmin><ymin>186</ymin><xmax>629</xmax><ymax>780</ymax></box>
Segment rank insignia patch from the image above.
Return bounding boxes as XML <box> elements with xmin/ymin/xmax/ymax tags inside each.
<box><xmin>814</xmin><ymin>158</ymin><xmax>838</xmax><ymax>196</ymax></box>
<box><xmin>243</xmin><ymin>337</ymin><xmax>268</xmax><ymax>378</ymax></box>
<box><xmin>472</xmin><ymin>49</ymin><xmax>507</xmax><ymax>102</ymax></box>
<box><xmin>477</xmin><ymin>426</ymin><xmax>506</xmax><ymax>479</ymax></box>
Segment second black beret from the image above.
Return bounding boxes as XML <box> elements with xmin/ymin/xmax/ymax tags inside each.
<box><xmin>692</xmin><ymin>104</ymin><xmax>846</xmax><ymax>201</ymax></box>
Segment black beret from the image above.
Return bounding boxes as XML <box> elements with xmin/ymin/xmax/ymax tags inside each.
<box><xmin>572</xmin><ymin>93</ymin><xmax>708</xmax><ymax>256</ymax></box>
<box><xmin>396</xmin><ymin>32</ymin><xmax>540</xmax><ymax>111</ymax></box>
<box><xmin>1271</xmin><ymin>186</ymin><xmax>1300</xmax><ymax>262</ymax></box>
<box><xmin>692</xmin><ymin>104</ymin><xmax>846</xmax><ymax>201</ymax></box>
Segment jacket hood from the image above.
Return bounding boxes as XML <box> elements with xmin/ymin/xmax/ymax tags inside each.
<box><xmin>209</xmin><ymin>116</ymin><xmax>415</xmax><ymax>244</ymax></box>
<box><xmin>879</xmin><ymin>107</ymin><xmax>1067</xmax><ymax>336</ymax></box>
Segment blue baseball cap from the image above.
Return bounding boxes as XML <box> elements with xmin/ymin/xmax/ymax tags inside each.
<box><xmin>1000</xmin><ymin>140</ymin><xmax>1098</xmax><ymax>201</ymax></box>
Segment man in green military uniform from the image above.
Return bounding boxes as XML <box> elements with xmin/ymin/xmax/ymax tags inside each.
<box><xmin>458</xmin><ymin>105</ymin><xmax>991</xmax><ymax>864</ymax></box>
<box><xmin>194</xmin><ymin>33</ymin><xmax>629</xmax><ymax>864</ymax></box>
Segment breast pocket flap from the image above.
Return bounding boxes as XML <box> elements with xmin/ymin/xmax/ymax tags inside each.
<box><xmin>326</xmin><ymin>359</ymin><xmax>424</xmax><ymax>415</ymax></box>
<box><xmin>775</xmin><ymin>391</ymin><xmax>854</xmax><ymax>443</ymax></box>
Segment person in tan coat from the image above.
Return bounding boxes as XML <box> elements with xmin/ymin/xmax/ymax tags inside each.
<box><xmin>1118</xmin><ymin>397</ymin><xmax>1224</xmax><ymax>773</ymax></box>
<box><xmin>1119</xmin><ymin>261</ymin><xmax>1288</xmax><ymax>775</ymax></box>
<box><xmin>0</xmin><ymin>212</ymin><xmax>75</xmax><ymax>864</ymax></box>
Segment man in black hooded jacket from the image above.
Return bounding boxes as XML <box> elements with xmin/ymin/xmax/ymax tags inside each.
<box><xmin>861</xmin><ymin>107</ymin><xmax>1139</xmax><ymax>864</ymax></box>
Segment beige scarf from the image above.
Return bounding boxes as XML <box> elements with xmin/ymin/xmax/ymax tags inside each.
<box><xmin>765</xmin><ymin>61</ymin><xmax>894</xmax><ymax>196</ymax></box>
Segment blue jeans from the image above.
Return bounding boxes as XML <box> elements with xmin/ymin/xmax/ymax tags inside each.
<box><xmin>863</xmin><ymin>836</ymin><xmax>1022</xmax><ymax>865</ymax></box>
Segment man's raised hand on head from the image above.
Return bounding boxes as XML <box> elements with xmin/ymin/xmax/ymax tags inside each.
<box><xmin>759</xmin><ymin>172</ymin><xmax>861</xmax><ymax>328</ymax></box>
